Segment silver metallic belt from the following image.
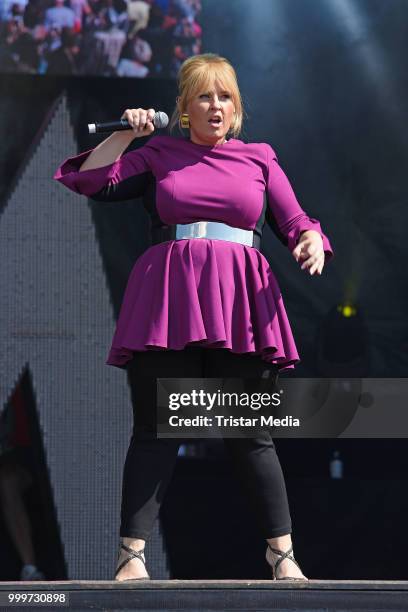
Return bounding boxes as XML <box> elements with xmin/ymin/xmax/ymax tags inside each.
<box><xmin>151</xmin><ymin>221</ymin><xmax>261</xmax><ymax>249</ymax></box>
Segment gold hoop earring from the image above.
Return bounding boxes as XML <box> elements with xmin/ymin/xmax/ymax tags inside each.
<box><xmin>180</xmin><ymin>113</ymin><xmax>190</xmax><ymax>129</ymax></box>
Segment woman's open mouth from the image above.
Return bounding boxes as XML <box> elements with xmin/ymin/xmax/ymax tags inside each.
<box><xmin>208</xmin><ymin>117</ymin><xmax>223</xmax><ymax>127</ymax></box>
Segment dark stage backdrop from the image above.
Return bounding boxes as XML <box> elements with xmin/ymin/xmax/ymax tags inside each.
<box><xmin>0</xmin><ymin>0</ymin><xmax>407</xmax><ymax>581</ymax></box>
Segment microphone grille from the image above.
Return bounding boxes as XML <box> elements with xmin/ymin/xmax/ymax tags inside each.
<box><xmin>153</xmin><ymin>111</ymin><xmax>169</xmax><ymax>129</ymax></box>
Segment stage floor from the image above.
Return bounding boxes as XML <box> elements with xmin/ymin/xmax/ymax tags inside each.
<box><xmin>1</xmin><ymin>579</ymin><xmax>408</xmax><ymax>611</ymax></box>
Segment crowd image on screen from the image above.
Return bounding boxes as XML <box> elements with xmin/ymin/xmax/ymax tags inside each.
<box><xmin>0</xmin><ymin>0</ymin><xmax>202</xmax><ymax>77</ymax></box>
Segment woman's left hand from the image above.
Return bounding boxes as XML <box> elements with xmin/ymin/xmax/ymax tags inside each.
<box><xmin>292</xmin><ymin>230</ymin><xmax>325</xmax><ymax>276</ymax></box>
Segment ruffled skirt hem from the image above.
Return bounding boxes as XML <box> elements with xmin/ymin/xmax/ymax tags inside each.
<box><xmin>104</xmin><ymin>240</ymin><xmax>301</xmax><ymax>374</ymax></box>
<box><xmin>106</xmin><ymin>339</ymin><xmax>300</xmax><ymax>373</ymax></box>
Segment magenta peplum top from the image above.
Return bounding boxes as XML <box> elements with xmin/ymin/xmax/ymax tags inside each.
<box><xmin>53</xmin><ymin>134</ymin><xmax>334</xmax><ymax>372</ymax></box>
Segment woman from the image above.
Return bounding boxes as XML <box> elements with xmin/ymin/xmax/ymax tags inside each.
<box><xmin>54</xmin><ymin>53</ymin><xmax>334</xmax><ymax>582</ymax></box>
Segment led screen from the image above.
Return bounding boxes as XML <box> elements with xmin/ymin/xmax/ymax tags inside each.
<box><xmin>0</xmin><ymin>0</ymin><xmax>202</xmax><ymax>76</ymax></box>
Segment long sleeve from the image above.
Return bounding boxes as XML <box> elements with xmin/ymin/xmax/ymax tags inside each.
<box><xmin>53</xmin><ymin>136</ymin><xmax>160</xmax><ymax>202</ymax></box>
<box><xmin>264</xmin><ymin>144</ymin><xmax>334</xmax><ymax>262</ymax></box>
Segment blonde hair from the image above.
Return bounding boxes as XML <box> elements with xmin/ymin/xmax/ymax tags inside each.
<box><xmin>168</xmin><ymin>53</ymin><xmax>244</xmax><ymax>138</ymax></box>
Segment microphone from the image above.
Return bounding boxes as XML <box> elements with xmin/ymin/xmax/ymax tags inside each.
<box><xmin>88</xmin><ymin>111</ymin><xmax>169</xmax><ymax>134</ymax></box>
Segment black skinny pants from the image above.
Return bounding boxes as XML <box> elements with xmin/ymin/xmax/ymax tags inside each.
<box><xmin>119</xmin><ymin>346</ymin><xmax>292</xmax><ymax>541</ymax></box>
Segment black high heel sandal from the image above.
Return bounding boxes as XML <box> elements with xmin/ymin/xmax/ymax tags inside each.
<box><xmin>115</xmin><ymin>543</ymin><xmax>151</xmax><ymax>581</ymax></box>
<box><xmin>266</xmin><ymin>543</ymin><xmax>308</xmax><ymax>581</ymax></box>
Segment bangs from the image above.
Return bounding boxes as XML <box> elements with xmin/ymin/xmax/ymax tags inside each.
<box><xmin>187</xmin><ymin>64</ymin><xmax>236</xmax><ymax>101</ymax></box>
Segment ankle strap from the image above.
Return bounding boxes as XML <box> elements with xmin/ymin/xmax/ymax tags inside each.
<box><xmin>267</xmin><ymin>543</ymin><xmax>301</xmax><ymax>574</ymax></box>
<box><xmin>120</xmin><ymin>543</ymin><xmax>145</xmax><ymax>558</ymax></box>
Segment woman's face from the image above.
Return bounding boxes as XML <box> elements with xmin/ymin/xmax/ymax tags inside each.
<box><xmin>183</xmin><ymin>80</ymin><xmax>236</xmax><ymax>146</ymax></box>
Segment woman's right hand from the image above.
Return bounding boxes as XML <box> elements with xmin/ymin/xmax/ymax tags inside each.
<box><xmin>120</xmin><ymin>108</ymin><xmax>156</xmax><ymax>138</ymax></box>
